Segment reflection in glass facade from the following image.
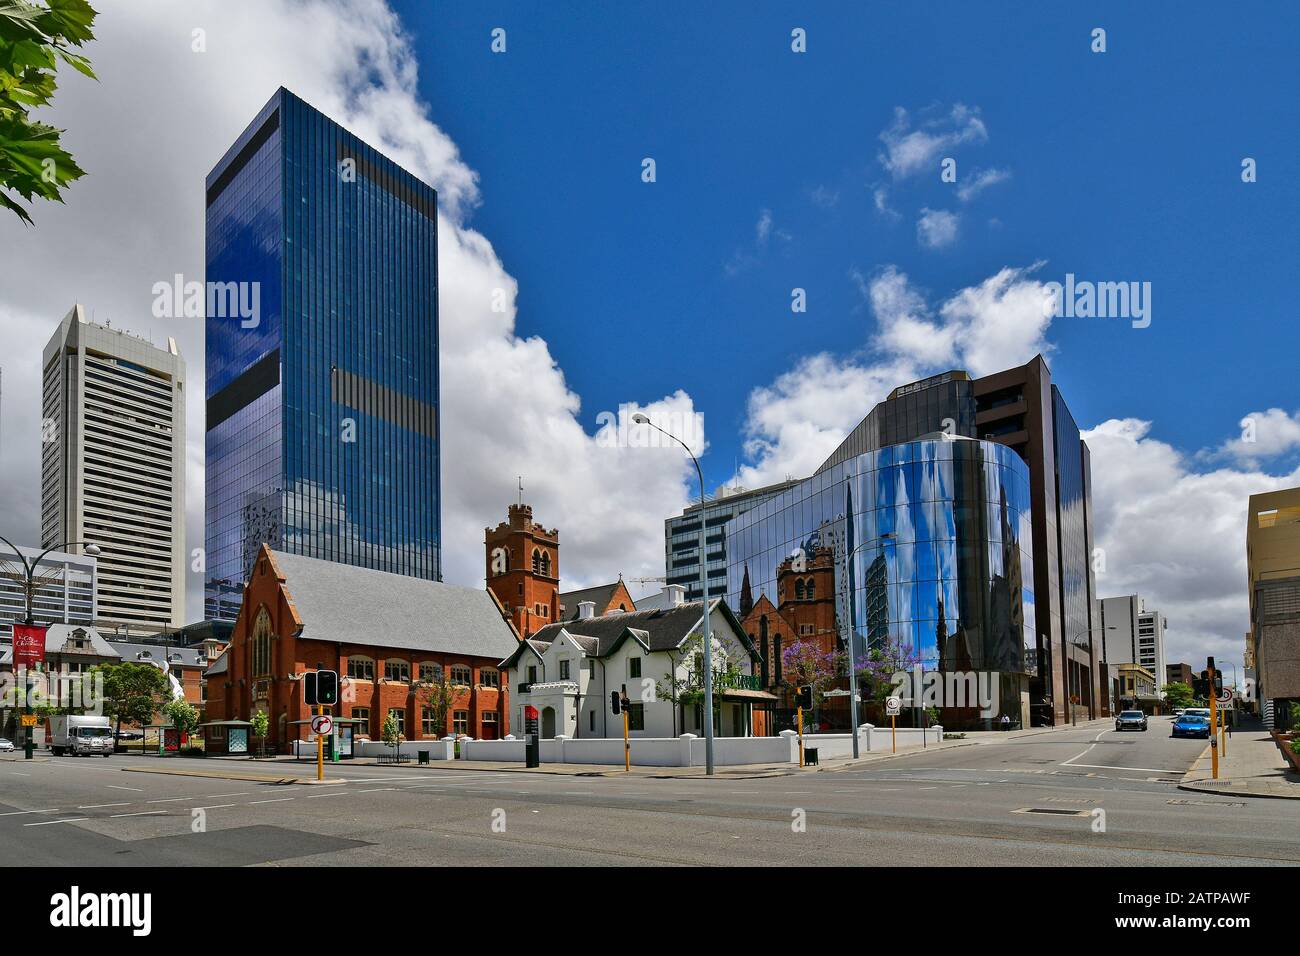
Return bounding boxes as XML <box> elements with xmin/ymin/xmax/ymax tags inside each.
<box><xmin>1052</xmin><ymin>387</ymin><xmax>1091</xmax><ymax>648</ymax></box>
<box><xmin>205</xmin><ymin>88</ymin><xmax>440</xmax><ymax>620</ymax></box>
<box><xmin>725</xmin><ymin>437</ymin><xmax>1036</xmax><ymax>724</ymax></box>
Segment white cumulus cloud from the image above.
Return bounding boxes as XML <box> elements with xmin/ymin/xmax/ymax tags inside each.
<box><xmin>0</xmin><ymin>0</ymin><xmax>696</xmax><ymax>618</ymax></box>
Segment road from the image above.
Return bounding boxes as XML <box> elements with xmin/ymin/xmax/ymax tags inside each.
<box><xmin>1</xmin><ymin>718</ymin><xmax>1295</xmax><ymax>867</ymax></box>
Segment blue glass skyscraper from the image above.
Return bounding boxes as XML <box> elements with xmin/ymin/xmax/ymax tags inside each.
<box><xmin>204</xmin><ymin>88</ymin><xmax>440</xmax><ymax>620</ymax></box>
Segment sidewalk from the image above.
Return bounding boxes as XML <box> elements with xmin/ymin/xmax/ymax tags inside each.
<box><xmin>1179</xmin><ymin>725</ymin><xmax>1300</xmax><ymax>800</ymax></box>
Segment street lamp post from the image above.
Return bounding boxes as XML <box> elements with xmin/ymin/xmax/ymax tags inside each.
<box><xmin>1068</xmin><ymin>625</ymin><xmax>1116</xmax><ymax>726</ymax></box>
<box><xmin>0</xmin><ymin>535</ymin><xmax>101</xmax><ymax>758</ymax></box>
<box><xmin>840</xmin><ymin>532</ymin><xmax>896</xmax><ymax>759</ymax></box>
<box><xmin>631</xmin><ymin>413</ymin><xmax>715</xmax><ymax>775</ymax></box>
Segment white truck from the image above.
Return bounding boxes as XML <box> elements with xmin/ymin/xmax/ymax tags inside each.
<box><xmin>48</xmin><ymin>715</ymin><xmax>115</xmax><ymax>757</ymax></box>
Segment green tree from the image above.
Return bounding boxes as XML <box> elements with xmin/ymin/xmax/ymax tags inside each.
<box><xmin>162</xmin><ymin>695</ymin><xmax>199</xmax><ymax>736</ymax></box>
<box><xmin>415</xmin><ymin>673</ymin><xmax>454</xmax><ymax>739</ymax></box>
<box><xmin>0</xmin><ymin>0</ymin><xmax>98</xmax><ymax>224</ymax></box>
<box><xmin>249</xmin><ymin>709</ymin><xmax>269</xmax><ymax>757</ymax></box>
<box><xmin>1162</xmin><ymin>682</ymin><xmax>1195</xmax><ymax>710</ymax></box>
<box><xmin>381</xmin><ymin>710</ymin><xmax>404</xmax><ymax>754</ymax></box>
<box><xmin>91</xmin><ymin>661</ymin><xmax>169</xmax><ymax>740</ymax></box>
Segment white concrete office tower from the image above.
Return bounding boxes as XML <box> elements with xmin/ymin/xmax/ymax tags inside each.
<box><xmin>0</xmin><ymin>543</ymin><xmax>98</xmax><ymax>642</ymax></box>
<box><xmin>40</xmin><ymin>305</ymin><xmax>186</xmax><ymax>630</ymax></box>
<box><xmin>1098</xmin><ymin>594</ymin><xmax>1168</xmax><ymax>688</ymax></box>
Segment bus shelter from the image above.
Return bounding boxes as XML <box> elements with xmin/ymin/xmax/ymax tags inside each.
<box><xmin>196</xmin><ymin>720</ymin><xmax>255</xmax><ymax>756</ymax></box>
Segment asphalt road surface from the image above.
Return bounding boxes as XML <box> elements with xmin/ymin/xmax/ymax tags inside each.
<box><xmin>1</xmin><ymin>719</ymin><xmax>1294</xmax><ymax>867</ymax></box>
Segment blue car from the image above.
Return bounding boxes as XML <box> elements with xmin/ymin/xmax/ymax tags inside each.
<box><xmin>1171</xmin><ymin>715</ymin><xmax>1211</xmax><ymax>739</ymax></box>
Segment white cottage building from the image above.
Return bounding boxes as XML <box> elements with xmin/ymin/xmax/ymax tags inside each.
<box><xmin>500</xmin><ymin>598</ymin><xmax>775</xmax><ymax>740</ymax></box>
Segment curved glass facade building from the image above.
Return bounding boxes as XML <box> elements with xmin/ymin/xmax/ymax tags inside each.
<box><xmin>724</xmin><ymin>436</ymin><xmax>1035</xmax><ymax>727</ymax></box>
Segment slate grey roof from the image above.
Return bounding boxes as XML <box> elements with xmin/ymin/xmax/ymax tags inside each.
<box><xmin>529</xmin><ymin>600</ymin><xmax>752</xmax><ymax>657</ymax></box>
<box><xmin>558</xmin><ymin>581</ymin><xmax>630</xmax><ymax>620</ymax></box>
<box><xmin>109</xmin><ymin>641</ymin><xmax>208</xmax><ymax>668</ymax></box>
<box><xmin>204</xmin><ymin>650</ymin><xmax>229</xmax><ymax>676</ymax></box>
<box><xmin>44</xmin><ymin>624</ymin><xmax>120</xmax><ymax>658</ymax></box>
<box><xmin>269</xmin><ymin>550</ymin><xmax>519</xmax><ymax>660</ymax></box>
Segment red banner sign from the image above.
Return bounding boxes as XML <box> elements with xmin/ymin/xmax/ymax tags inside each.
<box><xmin>12</xmin><ymin>623</ymin><xmax>47</xmax><ymax>671</ymax></box>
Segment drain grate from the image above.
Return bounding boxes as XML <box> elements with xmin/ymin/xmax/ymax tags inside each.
<box><xmin>1012</xmin><ymin>807</ymin><xmax>1091</xmax><ymax>817</ymax></box>
<box><xmin>1166</xmin><ymin>799</ymin><xmax>1245</xmax><ymax>808</ymax></box>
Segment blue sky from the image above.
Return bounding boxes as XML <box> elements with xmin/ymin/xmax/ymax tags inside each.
<box><xmin>397</xmin><ymin>0</ymin><xmax>1298</xmax><ymax>489</ymax></box>
<box><xmin>3</xmin><ymin>0</ymin><xmax>1297</xmax><ymax>668</ymax></box>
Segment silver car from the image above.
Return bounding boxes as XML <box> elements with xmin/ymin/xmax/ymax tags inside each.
<box><xmin>1115</xmin><ymin>710</ymin><xmax>1148</xmax><ymax>731</ymax></box>
<box><xmin>0</xmin><ymin>738</ymin><xmax>14</xmax><ymax>753</ymax></box>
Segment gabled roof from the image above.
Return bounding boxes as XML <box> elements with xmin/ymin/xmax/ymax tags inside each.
<box><xmin>558</xmin><ymin>580</ymin><xmax>632</xmax><ymax>620</ymax></box>
<box><xmin>504</xmin><ymin>599</ymin><xmax>756</xmax><ymax>667</ymax></box>
<box><xmin>204</xmin><ymin>649</ymin><xmax>229</xmax><ymax>676</ymax></box>
<box><xmin>263</xmin><ymin>549</ymin><xmax>518</xmax><ymax>660</ymax></box>
<box><xmin>109</xmin><ymin>641</ymin><xmax>208</xmax><ymax>668</ymax></box>
<box><xmin>44</xmin><ymin>624</ymin><xmax>119</xmax><ymax>658</ymax></box>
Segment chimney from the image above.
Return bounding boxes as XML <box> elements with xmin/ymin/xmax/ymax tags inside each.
<box><xmin>662</xmin><ymin>584</ymin><xmax>686</xmax><ymax>607</ymax></box>
<box><xmin>578</xmin><ymin>600</ymin><xmax>596</xmax><ymax>619</ymax></box>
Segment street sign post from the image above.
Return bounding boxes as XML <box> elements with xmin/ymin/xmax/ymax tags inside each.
<box><xmin>311</xmin><ymin>714</ymin><xmax>333</xmax><ymax>737</ymax></box>
<box><xmin>886</xmin><ymin>696</ymin><xmax>902</xmax><ymax>754</ymax></box>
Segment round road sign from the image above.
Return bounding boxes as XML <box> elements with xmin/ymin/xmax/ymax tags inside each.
<box><xmin>311</xmin><ymin>715</ymin><xmax>334</xmax><ymax>736</ymax></box>
<box><xmin>885</xmin><ymin>696</ymin><xmax>902</xmax><ymax>717</ymax></box>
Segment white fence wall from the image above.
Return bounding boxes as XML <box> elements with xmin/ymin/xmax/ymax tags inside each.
<box><xmin>453</xmin><ymin>726</ymin><xmax>943</xmax><ymax>767</ymax></box>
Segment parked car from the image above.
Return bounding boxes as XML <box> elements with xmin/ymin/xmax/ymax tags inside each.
<box><xmin>114</xmin><ymin>730</ymin><xmax>144</xmax><ymax>741</ymax></box>
<box><xmin>0</xmin><ymin>738</ymin><xmax>14</xmax><ymax>753</ymax></box>
<box><xmin>1171</xmin><ymin>714</ymin><xmax>1212</xmax><ymax>739</ymax></box>
<box><xmin>1172</xmin><ymin>708</ymin><xmax>1185</xmax><ymax>717</ymax></box>
<box><xmin>1115</xmin><ymin>710</ymin><xmax>1148</xmax><ymax>731</ymax></box>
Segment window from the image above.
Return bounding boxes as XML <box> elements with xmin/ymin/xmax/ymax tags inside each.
<box><xmin>450</xmin><ymin>665</ymin><xmax>472</xmax><ymax>686</ymax></box>
<box><xmin>421</xmin><ymin>707</ymin><xmax>441</xmax><ymax>737</ymax></box>
<box><xmin>251</xmin><ymin>607</ymin><xmax>273</xmax><ymax>678</ymax></box>
<box><xmin>347</xmin><ymin>657</ymin><xmax>375</xmax><ymax>680</ymax></box>
<box><xmin>589</xmin><ymin>710</ymin><xmax>595</xmax><ymax>732</ymax></box>
<box><xmin>527</xmin><ymin>665</ymin><xmax>537</xmax><ymax>683</ymax></box>
<box><xmin>483</xmin><ymin>712</ymin><xmax>498</xmax><ymax>728</ymax></box>
<box><xmin>453</xmin><ymin>710</ymin><xmax>469</xmax><ymax>735</ymax></box>
<box><xmin>419</xmin><ymin>662</ymin><xmax>443</xmax><ymax>683</ymax></box>
<box><xmin>480</xmin><ymin>668</ymin><xmax>499</xmax><ymax>689</ymax></box>
<box><xmin>806</xmin><ymin>579</ymin><xmax>815</xmax><ymax>600</ymax></box>
<box><xmin>384</xmin><ymin>660</ymin><xmax>410</xmax><ymax>682</ymax></box>
<box><xmin>629</xmin><ymin>657</ymin><xmax>641</xmax><ymax>678</ymax></box>
<box><xmin>351</xmin><ymin>708</ymin><xmax>370</xmax><ymax>736</ymax></box>
<box><xmin>387</xmin><ymin>709</ymin><xmax>406</xmax><ymax>737</ymax></box>
<box><xmin>799</xmin><ymin>624</ymin><xmax>814</xmax><ymax>636</ymax></box>
<box><xmin>627</xmin><ymin>703</ymin><xmax>645</xmax><ymax>731</ymax></box>
<box><xmin>532</xmin><ymin>549</ymin><xmax>543</xmax><ymax>573</ymax></box>
<box><xmin>559</xmin><ymin>660</ymin><xmax>571</xmax><ymax>680</ymax></box>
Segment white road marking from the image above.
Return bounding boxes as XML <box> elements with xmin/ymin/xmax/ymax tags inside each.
<box><xmin>106</xmin><ymin>785</ymin><xmax>143</xmax><ymax>792</ymax></box>
<box><xmin>1065</xmin><ymin>763</ymin><xmax>1186</xmax><ymax>774</ymax></box>
<box><xmin>192</xmin><ymin>804</ymin><xmax>236</xmax><ymax>811</ymax></box>
<box><xmin>354</xmin><ymin>788</ymin><xmax>396</xmax><ymax>794</ymax></box>
<box><xmin>24</xmin><ymin>817</ymin><xmax>86</xmax><ymax>826</ymax></box>
<box><xmin>77</xmin><ymin>803</ymin><xmax>130</xmax><ymax>809</ymax></box>
<box><xmin>306</xmin><ymin>792</ymin><xmax>353</xmax><ymax>798</ymax></box>
<box><xmin>203</xmin><ymin>792</ymin><xmax>250</xmax><ymax>799</ymax></box>
<box><xmin>248</xmin><ymin>798</ymin><xmax>294</xmax><ymax>805</ymax></box>
<box><xmin>147</xmin><ymin>797</ymin><xmax>193</xmax><ymax>804</ymax></box>
<box><xmin>0</xmin><ymin>808</ymin><xmax>60</xmax><ymax>816</ymax></box>
<box><xmin>111</xmin><ymin>810</ymin><xmax>167</xmax><ymax>818</ymax></box>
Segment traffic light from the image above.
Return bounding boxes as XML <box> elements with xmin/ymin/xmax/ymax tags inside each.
<box><xmin>795</xmin><ymin>685</ymin><xmax>812</xmax><ymax>709</ymax></box>
<box><xmin>317</xmin><ymin>670</ymin><xmax>339</xmax><ymax>706</ymax></box>
<box><xmin>611</xmin><ymin>690</ymin><xmax>622</xmax><ymax>715</ymax></box>
<box><xmin>304</xmin><ymin>670</ymin><xmax>339</xmax><ymax>707</ymax></box>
